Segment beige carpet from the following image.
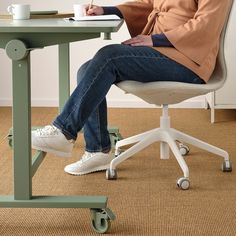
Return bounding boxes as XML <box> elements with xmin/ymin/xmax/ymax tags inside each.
<box><xmin>0</xmin><ymin>107</ymin><xmax>236</xmax><ymax>236</ymax></box>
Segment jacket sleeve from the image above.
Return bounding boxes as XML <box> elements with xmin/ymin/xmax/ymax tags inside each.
<box><xmin>152</xmin><ymin>33</ymin><xmax>173</xmax><ymax>47</ymax></box>
<box><xmin>117</xmin><ymin>1</ymin><xmax>153</xmax><ymax>37</ymax></box>
<box><xmin>102</xmin><ymin>7</ymin><xmax>123</xmax><ymax>18</ymax></box>
<box><xmin>163</xmin><ymin>0</ymin><xmax>231</xmax><ymax>65</ymax></box>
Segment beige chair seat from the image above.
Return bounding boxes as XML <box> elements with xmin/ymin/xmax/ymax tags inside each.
<box><xmin>117</xmin><ymin>52</ymin><xmax>225</xmax><ymax>106</ymax></box>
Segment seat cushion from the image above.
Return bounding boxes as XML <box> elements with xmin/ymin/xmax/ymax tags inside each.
<box><xmin>116</xmin><ymin>75</ymin><xmax>224</xmax><ymax>105</ymax></box>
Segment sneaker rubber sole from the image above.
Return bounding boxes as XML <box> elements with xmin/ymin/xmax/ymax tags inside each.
<box><xmin>64</xmin><ymin>164</ymin><xmax>110</xmax><ymax>175</ymax></box>
<box><xmin>32</xmin><ymin>145</ymin><xmax>71</xmax><ymax>158</ymax></box>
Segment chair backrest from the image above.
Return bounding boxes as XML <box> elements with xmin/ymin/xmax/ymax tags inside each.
<box><xmin>207</xmin><ymin>0</ymin><xmax>234</xmax><ymax>88</ymax></box>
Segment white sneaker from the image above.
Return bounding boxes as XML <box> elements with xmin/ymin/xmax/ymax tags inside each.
<box><xmin>31</xmin><ymin>125</ymin><xmax>74</xmax><ymax>157</ymax></box>
<box><xmin>64</xmin><ymin>151</ymin><xmax>113</xmax><ymax>175</ymax></box>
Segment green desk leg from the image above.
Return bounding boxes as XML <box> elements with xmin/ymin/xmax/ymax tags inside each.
<box><xmin>59</xmin><ymin>43</ymin><xmax>70</xmax><ymax>112</ymax></box>
<box><xmin>12</xmin><ymin>50</ymin><xmax>32</xmax><ymax>200</ymax></box>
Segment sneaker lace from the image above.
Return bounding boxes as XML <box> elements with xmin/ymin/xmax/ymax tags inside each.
<box><xmin>80</xmin><ymin>152</ymin><xmax>95</xmax><ymax>163</ymax></box>
<box><xmin>36</xmin><ymin>125</ymin><xmax>60</xmax><ymax>136</ymax></box>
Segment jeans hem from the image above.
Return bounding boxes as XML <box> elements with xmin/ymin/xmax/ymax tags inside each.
<box><xmin>53</xmin><ymin>121</ymin><xmax>77</xmax><ymax>141</ymax></box>
<box><xmin>85</xmin><ymin>145</ymin><xmax>111</xmax><ymax>153</ymax></box>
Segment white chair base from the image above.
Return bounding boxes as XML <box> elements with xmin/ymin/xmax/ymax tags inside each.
<box><xmin>107</xmin><ymin>105</ymin><xmax>232</xmax><ymax>189</ymax></box>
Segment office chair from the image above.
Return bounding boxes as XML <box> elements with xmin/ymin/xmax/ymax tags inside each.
<box><xmin>106</xmin><ymin>1</ymin><xmax>233</xmax><ymax>190</ymax></box>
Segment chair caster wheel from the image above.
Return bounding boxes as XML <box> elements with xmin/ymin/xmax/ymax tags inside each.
<box><xmin>177</xmin><ymin>177</ymin><xmax>190</xmax><ymax>190</ymax></box>
<box><xmin>222</xmin><ymin>160</ymin><xmax>232</xmax><ymax>172</ymax></box>
<box><xmin>106</xmin><ymin>169</ymin><xmax>117</xmax><ymax>180</ymax></box>
<box><xmin>179</xmin><ymin>143</ymin><xmax>190</xmax><ymax>156</ymax></box>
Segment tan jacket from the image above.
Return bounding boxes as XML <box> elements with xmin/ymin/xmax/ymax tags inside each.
<box><xmin>117</xmin><ymin>0</ymin><xmax>231</xmax><ymax>81</ymax></box>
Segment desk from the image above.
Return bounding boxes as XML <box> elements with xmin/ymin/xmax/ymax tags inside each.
<box><xmin>0</xmin><ymin>18</ymin><xmax>123</xmax><ymax>234</ymax></box>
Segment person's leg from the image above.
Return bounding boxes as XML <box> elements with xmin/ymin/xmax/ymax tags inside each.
<box><xmin>62</xmin><ymin>62</ymin><xmax>112</xmax><ymax>175</ymax></box>
<box><xmin>32</xmin><ymin>44</ymin><xmax>204</xmax><ymax>172</ymax></box>
<box><xmin>75</xmin><ymin>60</ymin><xmax>111</xmax><ymax>153</ymax></box>
<box><xmin>83</xmin><ymin>99</ymin><xmax>111</xmax><ymax>153</ymax></box>
<box><xmin>32</xmin><ymin>58</ymin><xmax>113</xmax><ymax>173</ymax></box>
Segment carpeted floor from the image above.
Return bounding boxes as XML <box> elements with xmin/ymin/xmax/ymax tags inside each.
<box><xmin>0</xmin><ymin>107</ymin><xmax>236</xmax><ymax>235</ymax></box>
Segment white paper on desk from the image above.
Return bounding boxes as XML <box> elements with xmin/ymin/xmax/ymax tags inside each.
<box><xmin>69</xmin><ymin>14</ymin><xmax>120</xmax><ymax>21</ymax></box>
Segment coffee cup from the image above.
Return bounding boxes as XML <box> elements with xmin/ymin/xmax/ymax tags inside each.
<box><xmin>7</xmin><ymin>4</ymin><xmax>30</xmax><ymax>20</ymax></box>
<box><xmin>73</xmin><ymin>4</ymin><xmax>85</xmax><ymax>19</ymax></box>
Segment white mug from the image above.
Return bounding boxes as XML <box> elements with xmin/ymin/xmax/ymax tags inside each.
<box><xmin>73</xmin><ymin>4</ymin><xmax>85</xmax><ymax>19</ymax></box>
<box><xmin>7</xmin><ymin>4</ymin><xmax>30</xmax><ymax>20</ymax></box>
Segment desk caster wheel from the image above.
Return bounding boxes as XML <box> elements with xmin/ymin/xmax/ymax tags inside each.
<box><xmin>222</xmin><ymin>160</ymin><xmax>232</xmax><ymax>172</ymax></box>
<box><xmin>177</xmin><ymin>177</ymin><xmax>190</xmax><ymax>190</ymax></box>
<box><xmin>91</xmin><ymin>217</ymin><xmax>111</xmax><ymax>234</ymax></box>
<box><xmin>8</xmin><ymin>139</ymin><xmax>13</xmax><ymax>148</ymax></box>
<box><xmin>90</xmin><ymin>208</ymin><xmax>115</xmax><ymax>234</ymax></box>
<box><xmin>106</xmin><ymin>169</ymin><xmax>117</xmax><ymax>180</ymax></box>
<box><xmin>6</xmin><ymin>130</ymin><xmax>13</xmax><ymax>149</ymax></box>
<box><xmin>179</xmin><ymin>143</ymin><xmax>189</xmax><ymax>156</ymax></box>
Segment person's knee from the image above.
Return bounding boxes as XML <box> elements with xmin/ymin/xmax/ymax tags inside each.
<box><xmin>77</xmin><ymin>60</ymin><xmax>90</xmax><ymax>84</ymax></box>
<box><xmin>95</xmin><ymin>44</ymin><xmax>125</xmax><ymax>61</ymax></box>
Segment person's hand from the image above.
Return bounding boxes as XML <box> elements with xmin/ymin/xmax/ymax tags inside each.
<box><xmin>85</xmin><ymin>5</ymin><xmax>104</xmax><ymax>16</ymax></box>
<box><xmin>122</xmin><ymin>35</ymin><xmax>153</xmax><ymax>47</ymax></box>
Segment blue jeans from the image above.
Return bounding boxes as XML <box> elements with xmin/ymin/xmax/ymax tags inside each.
<box><xmin>53</xmin><ymin>44</ymin><xmax>204</xmax><ymax>152</ymax></box>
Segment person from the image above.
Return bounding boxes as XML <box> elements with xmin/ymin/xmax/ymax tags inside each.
<box><xmin>32</xmin><ymin>0</ymin><xmax>231</xmax><ymax>176</ymax></box>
